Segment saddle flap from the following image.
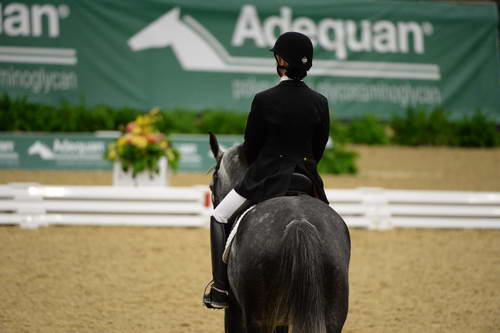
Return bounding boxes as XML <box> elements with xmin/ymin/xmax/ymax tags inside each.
<box><xmin>223</xmin><ymin>205</ymin><xmax>255</xmax><ymax>263</ymax></box>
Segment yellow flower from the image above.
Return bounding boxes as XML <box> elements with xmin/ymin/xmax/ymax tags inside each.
<box><xmin>166</xmin><ymin>148</ymin><xmax>175</xmax><ymax>161</ymax></box>
<box><xmin>142</xmin><ymin>125</ymin><xmax>155</xmax><ymax>135</ymax></box>
<box><xmin>117</xmin><ymin>136</ymin><xmax>128</xmax><ymax>147</ymax></box>
<box><xmin>131</xmin><ymin>135</ymin><xmax>148</xmax><ymax>149</ymax></box>
<box><xmin>132</xmin><ymin>126</ymin><xmax>142</xmax><ymax>135</ymax></box>
<box><xmin>136</xmin><ymin>115</ymin><xmax>146</xmax><ymax>126</ymax></box>
<box><xmin>105</xmin><ymin>107</ymin><xmax>178</xmax><ymax>172</ymax></box>
<box><xmin>105</xmin><ymin>143</ymin><xmax>117</xmax><ymax>160</ymax></box>
<box><xmin>107</xmin><ymin>149</ymin><xmax>117</xmax><ymax>160</ymax></box>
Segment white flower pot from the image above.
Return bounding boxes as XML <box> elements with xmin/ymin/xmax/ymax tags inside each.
<box><xmin>113</xmin><ymin>157</ymin><xmax>168</xmax><ymax>187</ymax></box>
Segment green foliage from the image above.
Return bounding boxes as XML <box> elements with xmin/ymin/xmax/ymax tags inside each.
<box><xmin>330</xmin><ymin>115</ymin><xmax>388</xmax><ymax>146</ymax></box>
<box><xmin>1</xmin><ymin>95</ymin><xmax>499</xmax><ymax>149</ymax></box>
<box><xmin>330</xmin><ymin>120</ymin><xmax>350</xmax><ymax>145</ymax></box>
<box><xmin>4</xmin><ymin>95</ymin><xmax>500</xmax><ymax>176</ymax></box>
<box><xmin>318</xmin><ymin>145</ymin><xmax>358</xmax><ymax>175</ymax></box>
<box><xmin>115</xmin><ymin>142</ymin><xmax>180</xmax><ymax>176</ymax></box>
<box><xmin>455</xmin><ymin>110</ymin><xmax>499</xmax><ymax>147</ymax></box>
<box><xmin>317</xmin><ymin>118</ymin><xmax>360</xmax><ymax>174</ymax></box>
<box><xmin>0</xmin><ymin>94</ymin><xmax>141</xmax><ymax>132</ymax></box>
<box><xmin>198</xmin><ymin>110</ymin><xmax>247</xmax><ymax>135</ymax></box>
<box><xmin>156</xmin><ymin>109</ymin><xmax>199</xmax><ymax>134</ymax></box>
<box><xmin>390</xmin><ymin>107</ymin><xmax>498</xmax><ymax>147</ymax></box>
<box><xmin>118</xmin><ymin>142</ymin><xmax>166</xmax><ymax>176</ymax></box>
<box><xmin>348</xmin><ymin>114</ymin><xmax>388</xmax><ymax>145</ymax></box>
<box><xmin>0</xmin><ymin>95</ymin><xmax>246</xmax><ymax>135</ymax></box>
<box><xmin>391</xmin><ymin>107</ymin><xmax>454</xmax><ymax>146</ymax></box>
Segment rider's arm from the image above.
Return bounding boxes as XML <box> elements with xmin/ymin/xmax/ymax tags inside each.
<box><xmin>312</xmin><ymin>98</ymin><xmax>330</xmax><ymax>162</ymax></box>
<box><xmin>243</xmin><ymin>95</ymin><xmax>266</xmax><ymax>165</ymax></box>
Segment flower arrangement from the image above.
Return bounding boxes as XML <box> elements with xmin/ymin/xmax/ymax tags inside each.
<box><xmin>105</xmin><ymin>108</ymin><xmax>179</xmax><ymax>177</ymax></box>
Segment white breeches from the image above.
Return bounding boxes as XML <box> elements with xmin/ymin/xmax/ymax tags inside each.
<box><xmin>212</xmin><ymin>189</ymin><xmax>248</xmax><ymax>223</ymax></box>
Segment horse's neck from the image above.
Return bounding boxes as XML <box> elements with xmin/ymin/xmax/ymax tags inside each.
<box><xmin>219</xmin><ymin>149</ymin><xmax>247</xmax><ymax>195</ymax></box>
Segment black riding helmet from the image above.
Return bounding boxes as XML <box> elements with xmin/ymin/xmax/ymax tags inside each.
<box><xmin>271</xmin><ymin>31</ymin><xmax>313</xmax><ymax>80</ymax></box>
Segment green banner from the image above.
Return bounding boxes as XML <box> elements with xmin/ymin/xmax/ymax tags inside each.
<box><xmin>0</xmin><ymin>1</ymin><xmax>499</xmax><ymax>120</ymax></box>
<box><xmin>0</xmin><ymin>133</ymin><xmax>242</xmax><ymax>172</ymax></box>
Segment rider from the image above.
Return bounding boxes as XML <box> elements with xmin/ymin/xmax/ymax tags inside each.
<box><xmin>203</xmin><ymin>31</ymin><xmax>330</xmax><ymax>309</ymax></box>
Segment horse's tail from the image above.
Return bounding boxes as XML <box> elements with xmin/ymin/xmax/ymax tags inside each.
<box><xmin>273</xmin><ymin>218</ymin><xmax>327</xmax><ymax>333</ymax></box>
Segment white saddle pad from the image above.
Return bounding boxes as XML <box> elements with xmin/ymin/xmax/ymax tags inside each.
<box><xmin>222</xmin><ymin>205</ymin><xmax>255</xmax><ymax>264</ymax></box>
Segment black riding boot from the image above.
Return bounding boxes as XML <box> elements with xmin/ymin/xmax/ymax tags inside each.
<box><xmin>203</xmin><ymin>217</ymin><xmax>229</xmax><ymax>309</ymax></box>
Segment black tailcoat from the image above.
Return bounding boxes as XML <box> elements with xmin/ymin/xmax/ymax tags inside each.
<box><xmin>235</xmin><ymin>79</ymin><xmax>330</xmax><ymax>204</ymax></box>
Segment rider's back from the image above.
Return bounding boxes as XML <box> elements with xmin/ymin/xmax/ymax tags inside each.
<box><xmin>236</xmin><ymin>80</ymin><xmax>330</xmax><ymax>203</ymax></box>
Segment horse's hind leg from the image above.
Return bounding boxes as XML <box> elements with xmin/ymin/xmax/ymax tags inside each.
<box><xmin>243</xmin><ymin>313</ymin><xmax>274</xmax><ymax>333</ymax></box>
<box><xmin>326</xmin><ymin>325</ymin><xmax>343</xmax><ymax>333</ymax></box>
<box><xmin>245</xmin><ymin>322</ymin><xmax>273</xmax><ymax>333</ymax></box>
<box><xmin>224</xmin><ymin>305</ymin><xmax>244</xmax><ymax>333</ymax></box>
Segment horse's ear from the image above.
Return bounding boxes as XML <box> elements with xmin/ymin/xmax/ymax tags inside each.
<box><xmin>209</xmin><ymin>132</ymin><xmax>222</xmax><ymax>160</ymax></box>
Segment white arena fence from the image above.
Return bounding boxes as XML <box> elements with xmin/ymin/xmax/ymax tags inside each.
<box><xmin>0</xmin><ymin>183</ymin><xmax>499</xmax><ymax>230</ymax></box>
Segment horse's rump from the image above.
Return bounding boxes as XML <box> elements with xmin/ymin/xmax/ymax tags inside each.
<box><xmin>227</xmin><ymin>195</ymin><xmax>350</xmax><ymax>332</ymax></box>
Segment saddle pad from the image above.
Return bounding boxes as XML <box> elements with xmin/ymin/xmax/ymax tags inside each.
<box><xmin>222</xmin><ymin>205</ymin><xmax>255</xmax><ymax>264</ymax></box>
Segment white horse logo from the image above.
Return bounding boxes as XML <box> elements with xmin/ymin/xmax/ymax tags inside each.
<box><xmin>128</xmin><ymin>8</ymin><xmax>276</xmax><ymax>74</ymax></box>
<box><xmin>127</xmin><ymin>7</ymin><xmax>440</xmax><ymax>80</ymax></box>
<box><xmin>28</xmin><ymin>141</ymin><xmax>55</xmax><ymax>160</ymax></box>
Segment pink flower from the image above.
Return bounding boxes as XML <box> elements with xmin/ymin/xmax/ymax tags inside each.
<box><xmin>126</xmin><ymin>122</ymin><xmax>137</xmax><ymax>133</ymax></box>
<box><xmin>146</xmin><ymin>134</ymin><xmax>159</xmax><ymax>143</ymax></box>
<box><xmin>125</xmin><ymin>134</ymin><xmax>134</xmax><ymax>143</ymax></box>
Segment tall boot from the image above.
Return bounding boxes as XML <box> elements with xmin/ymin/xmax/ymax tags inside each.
<box><xmin>203</xmin><ymin>217</ymin><xmax>229</xmax><ymax>309</ymax></box>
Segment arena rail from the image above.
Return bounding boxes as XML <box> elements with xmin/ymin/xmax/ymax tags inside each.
<box><xmin>1</xmin><ymin>183</ymin><xmax>499</xmax><ymax>229</ymax></box>
<box><xmin>325</xmin><ymin>188</ymin><xmax>500</xmax><ymax>229</ymax></box>
<box><xmin>0</xmin><ymin>183</ymin><xmax>210</xmax><ymax>229</ymax></box>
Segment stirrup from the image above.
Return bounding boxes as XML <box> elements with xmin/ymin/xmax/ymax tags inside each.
<box><xmin>202</xmin><ymin>281</ymin><xmax>229</xmax><ymax>309</ymax></box>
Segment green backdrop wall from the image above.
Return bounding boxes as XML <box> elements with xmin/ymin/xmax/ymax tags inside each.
<box><xmin>0</xmin><ymin>132</ymin><xmax>242</xmax><ymax>172</ymax></box>
<box><xmin>0</xmin><ymin>0</ymin><xmax>499</xmax><ymax>120</ymax></box>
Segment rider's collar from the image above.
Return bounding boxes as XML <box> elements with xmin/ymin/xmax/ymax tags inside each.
<box><xmin>280</xmin><ymin>75</ymin><xmax>302</xmax><ymax>82</ymax></box>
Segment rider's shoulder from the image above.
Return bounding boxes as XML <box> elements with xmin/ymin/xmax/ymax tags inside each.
<box><xmin>318</xmin><ymin>92</ymin><xmax>329</xmax><ymax>106</ymax></box>
<box><xmin>306</xmin><ymin>86</ymin><xmax>328</xmax><ymax>106</ymax></box>
<box><xmin>252</xmin><ymin>86</ymin><xmax>277</xmax><ymax>104</ymax></box>
<box><xmin>253</xmin><ymin>83</ymin><xmax>328</xmax><ymax>105</ymax></box>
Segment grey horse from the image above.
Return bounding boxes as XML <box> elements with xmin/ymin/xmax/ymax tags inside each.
<box><xmin>209</xmin><ymin>133</ymin><xmax>350</xmax><ymax>333</ymax></box>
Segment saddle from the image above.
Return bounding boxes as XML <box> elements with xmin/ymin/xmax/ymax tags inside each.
<box><xmin>286</xmin><ymin>172</ymin><xmax>314</xmax><ymax>196</ymax></box>
<box><xmin>228</xmin><ymin>173</ymin><xmax>314</xmax><ymax>224</ymax></box>
<box><xmin>228</xmin><ymin>173</ymin><xmax>314</xmax><ymax>225</ymax></box>
<box><xmin>223</xmin><ymin>173</ymin><xmax>315</xmax><ymax>263</ymax></box>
